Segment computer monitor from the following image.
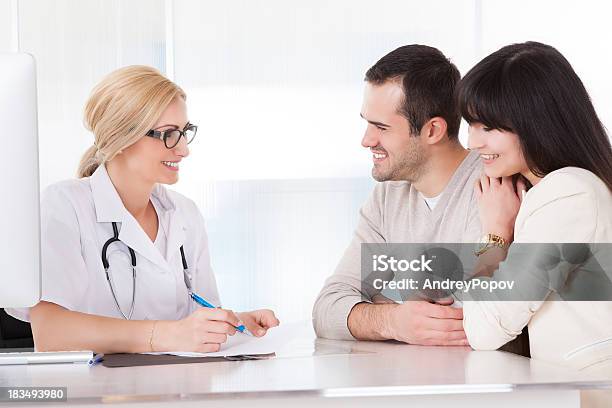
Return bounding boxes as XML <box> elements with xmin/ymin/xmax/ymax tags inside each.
<box><xmin>0</xmin><ymin>53</ymin><xmax>41</xmax><ymax>308</ymax></box>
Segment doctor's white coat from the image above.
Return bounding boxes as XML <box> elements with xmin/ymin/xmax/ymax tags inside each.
<box><xmin>9</xmin><ymin>164</ymin><xmax>221</xmax><ymax>322</ymax></box>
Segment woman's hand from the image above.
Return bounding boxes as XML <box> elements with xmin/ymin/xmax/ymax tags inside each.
<box><xmin>154</xmin><ymin>308</ymin><xmax>242</xmax><ymax>352</ymax></box>
<box><xmin>475</xmin><ymin>174</ymin><xmax>527</xmax><ymax>241</ymax></box>
<box><xmin>237</xmin><ymin>309</ymin><xmax>280</xmax><ymax>337</ymax></box>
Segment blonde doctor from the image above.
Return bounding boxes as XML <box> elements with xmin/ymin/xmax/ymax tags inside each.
<box><xmin>8</xmin><ymin>66</ymin><xmax>279</xmax><ymax>353</ymax></box>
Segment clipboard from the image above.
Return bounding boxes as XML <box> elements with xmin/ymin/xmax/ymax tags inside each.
<box><xmin>101</xmin><ymin>352</ymin><xmax>275</xmax><ymax>368</ymax></box>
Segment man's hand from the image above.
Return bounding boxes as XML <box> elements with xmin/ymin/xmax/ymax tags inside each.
<box><xmin>385</xmin><ymin>301</ymin><xmax>467</xmax><ymax>346</ymax></box>
<box><xmin>348</xmin><ymin>301</ymin><xmax>468</xmax><ymax>346</ymax></box>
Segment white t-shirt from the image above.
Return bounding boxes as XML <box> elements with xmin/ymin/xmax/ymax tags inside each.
<box><xmin>421</xmin><ymin>193</ymin><xmax>442</xmax><ymax>210</ymax></box>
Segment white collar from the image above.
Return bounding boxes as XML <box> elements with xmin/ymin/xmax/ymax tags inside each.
<box><xmin>89</xmin><ymin>164</ymin><xmax>176</xmax><ymax>222</ymax></box>
<box><xmin>89</xmin><ymin>164</ymin><xmax>186</xmax><ymax>268</ymax></box>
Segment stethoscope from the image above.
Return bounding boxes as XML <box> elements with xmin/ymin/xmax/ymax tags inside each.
<box><xmin>101</xmin><ymin>221</ymin><xmax>194</xmax><ymax>320</ymax></box>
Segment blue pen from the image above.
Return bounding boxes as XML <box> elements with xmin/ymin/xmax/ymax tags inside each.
<box><xmin>190</xmin><ymin>292</ymin><xmax>252</xmax><ymax>336</ymax></box>
<box><xmin>88</xmin><ymin>353</ymin><xmax>104</xmax><ymax>366</ymax></box>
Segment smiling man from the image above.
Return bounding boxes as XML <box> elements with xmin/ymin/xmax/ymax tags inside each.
<box><xmin>312</xmin><ymin>45</ymin><xmax>483</xmax><ymax>346</ymax></box>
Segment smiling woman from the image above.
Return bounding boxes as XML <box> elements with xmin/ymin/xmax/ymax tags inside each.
<box><xmin>77</xmin><ymin>66</ymin><xmax>185</xmax><ymax>179</ymax></box>
<box><xmin>457</xmin><ymin>42</ymin><xmax>612</xmax><ymax>190</ymax></box>
<box><xmin>456</xmin><ymin>44</ymin><xmax>612</xmax><ymax>405</ymax></box>
<box><xmin>105</xmin><ymin>96</ymin><xmax>191</xmax><ymax>190</ymax></box>
<box><xmin>6</xmin><ymin>65</ymin><xmax>279</xmax><ymax>354</ymax></box>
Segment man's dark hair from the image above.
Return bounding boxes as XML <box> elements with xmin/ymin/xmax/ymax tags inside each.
<box><xmin>365</xmin><ymin>45</ymin><xmax>461</xmax><ymax>139</ymax></box>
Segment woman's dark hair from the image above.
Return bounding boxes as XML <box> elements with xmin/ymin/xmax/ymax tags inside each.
<box><xmin>457</xmin><ymin>41</ymin><xmax>612</xmax><ymax>190</ymax></box>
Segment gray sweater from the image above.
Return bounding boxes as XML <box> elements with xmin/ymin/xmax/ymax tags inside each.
<box><xmin>312</xmin><ymin>150</ymin><xmax>483</xmax><ymax>340</ymax></box>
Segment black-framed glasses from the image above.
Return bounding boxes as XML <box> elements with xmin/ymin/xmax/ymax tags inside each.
<box><xmin>146</xmin><ymin>123</ymin><xmax>198</xmax><ymax>149</ymax></box>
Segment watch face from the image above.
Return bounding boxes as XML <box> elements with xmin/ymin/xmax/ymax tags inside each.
<box><xmin>474</xmin><ymin>235</ymin><xmax>489</xmax><ymax>256</ymax></box>
<box><xmin>474</xmin><ymin>234</ymin><xmax>491</xmax><ymax>255</ymax></box>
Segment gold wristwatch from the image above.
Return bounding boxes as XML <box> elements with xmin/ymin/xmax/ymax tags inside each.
<box><xmin>474</xmin><ymin>233</ymin><xmax>509</xmax><ymax>257</ymax></box>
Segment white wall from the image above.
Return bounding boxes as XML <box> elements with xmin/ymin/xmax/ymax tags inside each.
<box><xmin>1</xmin><ymin>0</ymin><xmax>611</xmax><ymax>322</ymax></box>
<box><xmin>479</xmin><ymin>0</ymin><xmax>612</xmax><ymax>137</ymax></box>
<box><xmin>172</xmin><ymin>0</ymin><xmax>477</xmax><ymax>181</ymax></box>
<box><xmin>0</xmin><ymin>0</ymin><xmax>15</xmax><ymax>51</ymax></box>
<box><xmin>18</xmin><ymin>0</ymin><xmax>166</xmax><ymax>188</ymax></box>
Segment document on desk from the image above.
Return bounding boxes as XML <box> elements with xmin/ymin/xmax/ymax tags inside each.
<box><xmin>146</xmin><ymin>322</ymin><xmax>300</xmax><ymax>358</ymax></box>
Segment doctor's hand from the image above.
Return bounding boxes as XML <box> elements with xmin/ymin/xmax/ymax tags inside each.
<box><xmin>385</xmin><ymin>301</ymin><xmax>468</xmax><ymax>346</ymax></box>
<box><xmin>154</xmin><ymin>308</ymin><xmax>242</xmax><ymax>352</ymax></box>
<box><xmin>237</xmin><ymin>309</ymin><xmax>280</xmax><ymax>337</ymax></box>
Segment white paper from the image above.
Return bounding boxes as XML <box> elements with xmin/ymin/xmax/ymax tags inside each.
<box><xmin>146</xmin><ymin>321</ymin><xmax>301</xmax><ymax>358</ymax></box>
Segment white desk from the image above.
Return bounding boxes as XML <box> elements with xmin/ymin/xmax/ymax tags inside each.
<box><xmin>1</xmin><ymin>323</ymin><xmax>610</xmax><ymax>407</ymax></box>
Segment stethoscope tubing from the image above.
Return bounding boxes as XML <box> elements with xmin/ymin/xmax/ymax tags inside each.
<box><xmin>101</xmin><ymin>221</ymin><xmax>189</xmax><ymax>320</ymax></box>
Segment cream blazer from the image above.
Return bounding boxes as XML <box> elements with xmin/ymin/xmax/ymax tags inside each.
<box><xmin>463</xmin><ymin>167</ymin><xmax>612</xmax><ymax>373</ymax></box>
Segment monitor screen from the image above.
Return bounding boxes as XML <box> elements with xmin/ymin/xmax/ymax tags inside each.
<box><xmin>0</xmin><ymin>53</ymin><xmax>40</xmax><ymax>308</ymax></box>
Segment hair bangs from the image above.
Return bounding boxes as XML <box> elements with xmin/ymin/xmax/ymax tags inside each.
<box><xmin>457</xmin><ymin>66</ymin><xmax>515</xmax><ymax>132</ymax></box>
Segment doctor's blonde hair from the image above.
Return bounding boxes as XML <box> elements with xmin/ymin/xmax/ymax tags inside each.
<box><xmin>77</xmin><ymin>65</ymin><xmax>186</xmax><ymax>178</ymax></box>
